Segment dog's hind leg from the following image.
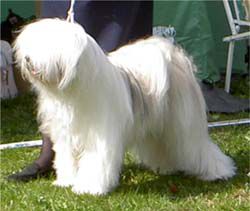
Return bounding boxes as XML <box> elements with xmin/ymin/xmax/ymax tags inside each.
<box><xmin>132</xmin><ymin>135</ymin><xmax>178</xmax><ymax>175</ymax></box>
<box><xmin>172</xmin><ymin>129</ymin><xmax>236</xmax><ymax>181</ymax></box>
<box><xmin>152</xmin><ymin>54</ymin><xmax>237</xmax><ymax>181</ymax></box>
<box><xmin>144</xmin><ymin>112</ymin><xmax>236</xmax><ymax>180</ymax></box>
<box><xmin>197</xmin><ymin>140</ymin><xmax>236</xmax><ymax>181</ymax></box>
<box><xmin>163</xmin><ymin>78</ymin><xmax>236</xmax><ymax>181</ymax></box>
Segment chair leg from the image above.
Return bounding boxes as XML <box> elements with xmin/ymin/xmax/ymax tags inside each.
<box><xmin>225</xmin><ymin>41</ymin><xmax>235</xmax><ymax>93</ymax></box>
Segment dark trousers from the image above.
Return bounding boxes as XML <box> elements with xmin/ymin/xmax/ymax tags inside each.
<box><xmin>41</xmin><ymin>0</ymin><xmax>152</xmax><ymax>51</ymax></box>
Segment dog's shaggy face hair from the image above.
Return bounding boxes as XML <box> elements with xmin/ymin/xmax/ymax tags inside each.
<box><xmin>14</xmin><ymin>19</ymin><xmax>236</xmax><ymax>195</ymax></box>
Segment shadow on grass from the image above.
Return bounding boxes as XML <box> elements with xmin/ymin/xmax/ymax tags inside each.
<box><xmin>2</xmin><ymin>143</ymin><xmax>248</xmax><ymax>198</ymax></box>
<box><xmin>117</xmin><ymin>151</ymin><xmax>249</xmax><ymax>198</ymax></box>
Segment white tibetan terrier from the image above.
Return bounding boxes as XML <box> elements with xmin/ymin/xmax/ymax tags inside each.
<box><xmin>14</xmin><ymin>19</ymin><xmax>236</xmax><ymax>195</ymax></box>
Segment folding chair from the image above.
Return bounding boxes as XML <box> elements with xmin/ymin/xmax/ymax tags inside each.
<box><xmin>222</xmin><ymin>0</ymin><xmax>250</xmax><ymax>92</ymax></box>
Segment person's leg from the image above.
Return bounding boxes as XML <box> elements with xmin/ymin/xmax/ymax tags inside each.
<box><xmin>35</xmin><ymin>134</ymin><xmax>54</xmax><ymax>170</ymax></box>
<box><xmin>8</xmin><ymin>134</ymin><xmax>55</xmax><ymax>181</ymax></box>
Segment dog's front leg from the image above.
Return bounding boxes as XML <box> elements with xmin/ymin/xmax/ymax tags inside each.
<box><xmin>72</xmin><ymin>133</ymin><xmax>124</xmax><ymax>195</ymax></box>
<box><xmin>52</xmin><ymin>140</ymin><xmax>77</xmax><ymax>187</ymax></box>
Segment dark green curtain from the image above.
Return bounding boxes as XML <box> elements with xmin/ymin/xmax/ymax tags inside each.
<box><xmin>1</xmin><ymin>1</ymin><xmax>35</xmax><ymax>21</ymax></box>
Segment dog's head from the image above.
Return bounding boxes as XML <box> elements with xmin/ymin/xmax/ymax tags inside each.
<box><xmin>14</xmin><ymin>18</ymin><xmax>88</xmax><ymax>89</ymax></box>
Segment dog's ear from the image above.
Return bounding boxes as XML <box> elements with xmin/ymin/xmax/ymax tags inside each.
<box><xmin>58</xmin><ymin>62</ymin><xmax>79</xmax><ymax>90</ymax></box>
<box><xmin>56</xmin><ymin>23</ymin><xmax>88</xmax><ymax>90</ymax></box>
<box><xmin>57</xmin><ymin>42</ymin><xmax>85</xmax><ymax>90</ymax></box>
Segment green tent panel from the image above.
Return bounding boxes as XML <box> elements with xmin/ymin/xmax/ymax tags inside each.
<box><xmin>153</xmin><ymin>1</ymin><xmax>246</xmax><ymax>82</ymax></box>
<box><xmin>1</xmin><ymin>1</ymin><xmax>36</xmax><ymax>22</ymax></box>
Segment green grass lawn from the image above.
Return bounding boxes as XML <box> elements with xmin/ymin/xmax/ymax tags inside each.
<box><xmin>1</xmin><ymin>76</ymin><xmax>249</xmax><ymax>210</ymax></box>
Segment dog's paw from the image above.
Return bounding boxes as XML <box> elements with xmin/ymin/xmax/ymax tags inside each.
<box><xmin>53</xmin><ymin>180</ymin><xmax>73</xmax><ymax>187</ymax></box>
<box><xmin>72</xmin><ymin>183</ymin><xmax>109</xmax><ymax>195</ymax></box>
